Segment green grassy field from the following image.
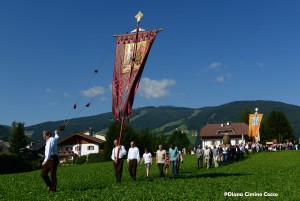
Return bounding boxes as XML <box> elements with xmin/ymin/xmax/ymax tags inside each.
<box><xmin>1</xmin><ymin>151</ymin><xmax>299</xmax><ymax>200</ymax></box>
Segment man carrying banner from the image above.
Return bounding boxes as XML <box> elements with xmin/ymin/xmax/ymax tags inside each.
<box><xmin>111</xmin><ymin>139</ymin><xmax>127</xmax><ymax>183</ymax></box>
<box><xmin>41</xmin><ymin>130</ymin><xmax>59</xmax><ymax>192</ymax></box>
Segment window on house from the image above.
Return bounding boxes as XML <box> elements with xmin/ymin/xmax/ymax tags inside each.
<box><xmin>88</xmin><ymin>146</ymin><xmax>94</xmax><ymax>150</ymax></box>
<box><xmin>75</xmin><ymin>146</ymin><xmax>81</xmax><ymax>151</ymax></box>
<box><xmin>66</xmin><ymin>147</ymin><xmax>72</xmax><ymax>151</ymax></box>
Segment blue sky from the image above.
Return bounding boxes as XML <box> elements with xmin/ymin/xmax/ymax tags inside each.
<box><xmin>1</xmin><ymin>0</ymin><xmax>300</xmax><ymax>126</ymax></box>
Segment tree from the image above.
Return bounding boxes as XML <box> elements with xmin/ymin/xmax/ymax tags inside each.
<box><xmin>137</xmin><ymin>129</ymin><xmax>157</xmax><ymax>155</ymax></box>
<box><xmin>260</xmin><ymin>110</ymin><xmax>294</xmax><ymax>143</ymax></box>
<box><xmin>237</xmin><ymin>108</ymin><xmax>251</xmax><ymax>125</ymax></box>
<box><xmin>156</xmin><ymin>133</ymin><xmax>169</xmax><ymax>151</ymax></box>
<box><xmin>194</xmin><ymin>135</ymin><xmax>202</xmax><ymax>148</ymax></box>
<box><xmin>168</xmin><ymin>130</ymin><xmax>190</xmax><ymax>150</ymax></box>
<box><xmin>104</xmin><ymin>121</ymin><xmax>137</xmax><ymax>160</ymax></box>
<box><xmin>9</xmin><ymin>121</ymin><xmax>27</xmax><ymax>155</ymax></box>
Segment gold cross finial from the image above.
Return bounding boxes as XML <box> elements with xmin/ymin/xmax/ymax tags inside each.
<box><xmin>135</xmin><ymin>11</ymin><xmax>143</xmax><ymax>24</ymax></box>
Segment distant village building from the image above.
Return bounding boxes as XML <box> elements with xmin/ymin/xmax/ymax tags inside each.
<box><xmin>199</xmin><ymin>122</ymin><xmax>249</xmax><ymax>147</ymax></box>
<box><xmin>57</xmin><ymin>132</ymin><xmax>105</xmax><ymax>160</ymax></box>
<box><xmin>28</xmin><ymin>142</ymin><xmax>45</xmax><ymax>155</ymax></box>
<box><xmin>0</xmin><ymin>140</ymin><xmax>10</xmax><ymax>154</ymax></box>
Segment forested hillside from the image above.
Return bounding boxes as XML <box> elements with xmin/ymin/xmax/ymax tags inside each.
<box><xmin>1</xmin><ymin>100</ymin><xmax>300</xmax><ymax>142</ymax></box>
<box><xmin>0</xmin><ymin>125</ymin><xmax>10</xmax><ymax>141</ymax></box>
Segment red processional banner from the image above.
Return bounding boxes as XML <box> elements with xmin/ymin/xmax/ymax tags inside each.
<box><xmin>112</xmin><ymin>30</ymin><xmax>159</xmax><ymax>120</ymax></box>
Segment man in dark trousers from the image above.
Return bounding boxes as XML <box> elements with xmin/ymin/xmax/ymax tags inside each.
<box><xmin>127</xmin><ymin>141</ymin><xmax>140</xmax><ymax>181</ymax></box>
<box><xmin>196</xmin><ymin>145</ymin><xmax>204</xmax><ymax>168</ymax></box>
<box><xmin>41</xmin><ymin>130</ymin><xmax>59</xmax><ymax>192</ymax></box>
<box><xmin>111</xmin><ymin>139</ymin><xmax>127</xmax><ymax>183</ymax></box>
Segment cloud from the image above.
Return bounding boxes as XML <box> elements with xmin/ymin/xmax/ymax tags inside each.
<box><xmin>256</xmin><ymin>62</ymin><xmax>265</xmax><ymax>69</ymax></box>
<box><xmin>138</xmin><ymin>77</ymin><xmax>176</xmax><ymax>99</ymax></box>
<box><xmin>208</xmin><ymin>62</ymin><xmax>222</xmax><ymax>71</ymax></box>
<box><xmin>63</xmin><ymin>92</ymin><xmax>70</xmax><ymax>98</ymax></box>
<box><xmin>100</xmin><ymin>97</ymin><xmax>108</xmax><ymax>101</ymax></box>
<box><xmin>206</xmin><ymin>62</ymin><xmax>232</xmax><ymax>83</ymax></box>
<box><xmin>108</xmin><ymin>84</ymin><xmax>112</xmax><ymax>92</ymax></box>
<box><xmin>216</xmin><ymin>75</ymin><xmax>225</xmax><ymax>82</ymax></box>
<box><xmin>80</xmin><ymin>86</ymin><xmax>105</xmax><ymax>97</ymax></box>
<box><xmin>226</xmin><ymin>73</ymin><xmax>232</xmax><ymax>79</ymax></box>
<box><xmin>45</xmin><ymin>88</ymin><xmax>56</xmax><ymax>94</ymax></box>
<box><xmin>216</xmin><ymin>74</ymin><xmax>232</xmax><ymax>83</ymax></box>
<box><xmin>49</xmin><ymin>102</ymin><xmax>57</xmax><ymax>106</ymax></box>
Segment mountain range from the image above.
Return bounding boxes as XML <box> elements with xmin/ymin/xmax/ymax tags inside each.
<box><xmin>1</xmin><ymin>100</ymin><xmax>300</xmax><ymax>143</ymax></box>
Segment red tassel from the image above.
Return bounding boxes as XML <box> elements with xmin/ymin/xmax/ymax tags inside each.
<box><xmin>73</xmin><ymin>104</ymin><xmax>77</xmax><ymax>109</ymax></box>
<box><xmin>59</xmin><ymin>124</ymin><xmax>65</xmax><ymax>131</ymax></box>
<box><xmin>86</xmin><ymin>102</ymin><xmax>91</xmax><ymax>107</ymax></box>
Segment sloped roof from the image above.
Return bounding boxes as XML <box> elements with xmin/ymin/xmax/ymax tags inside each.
<box><xmin>0</xmin><ymin>141</ymin><xmax>10</xmax><ymax>153</ymax></box>
<box><xmin>58</xmin><ymin>133</ymin><xmax>105</xmax><ymax>146</ymax></box>
<box><xmin>30</xmin><ymin>142</ymin><xmax>45</xmax><ymax>151</ymax></box>
<box><xmin>200</xmin><ymin>122</ymin><xmax>248</xmax><ymax>138</ymax></box>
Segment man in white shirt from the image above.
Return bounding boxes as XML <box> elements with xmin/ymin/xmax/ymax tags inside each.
<box><xmin>204</xmin><ymin>146</ymin><xmax>211</xmax><ymax>169</ymax></box>
<box><xmin>41</xmin><ymin>130</ymin><xmax>59</xmax><ymax>192</ymax></box>
<box><xmin>127</xmin><ymin>141</ymin><xmax>140</xmax><ymax>181</ymax></box>
<box><xmin>111</xmin><ymin>139</ymin><xmax>127</xmax><ymax>183</ymax></box>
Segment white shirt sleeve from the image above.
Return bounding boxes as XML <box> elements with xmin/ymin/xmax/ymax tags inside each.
<box><xmin>127</xmin><ymin>148</ymin><xmax>131</xmax><ymax>162</ymax></box>
<box><xmin>111</xmin><ymin>147</ymin><xmax>115</xmax><ymax>160</ymax></box>
<box><xmin>121</xmin><ymin>146</ymin><xmax>127</xmax><ymax>157</ymax></box>
<box><xmin>136</xmin><ymin>148</ymin><xmax>140</xmax><ymax>163</ymax></box>
<box><xmin>112</xmin><ymin>146</ymin><xmax>127</xmax><ymax>160</ymax></box>
<box><xmin>54</xmin><ymin>133</ymin><xmax>59</xmax><ymax>141</ymax></box>
<box><xmin>44</xmin><ymin>139</ymin><xmax>51</xmax><ymax>162</ymax></box>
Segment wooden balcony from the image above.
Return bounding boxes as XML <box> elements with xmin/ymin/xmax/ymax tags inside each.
<box><xmin>59</xmin><ymin>151</ymin><xmax>76</xmax><ymax>156</ymax></box>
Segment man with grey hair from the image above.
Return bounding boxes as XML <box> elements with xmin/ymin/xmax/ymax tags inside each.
<box><xmin>127</xmin><ymin>141</ymin><xmax>140</xmax><ymax>181</ymax></box>
<box><xmin>111</xmin><ymin>139</ymin><xmax>127</xmax><ymax>183</ymax></box>
<box><xmin>156</xmin><ymin>144</ymin><xmax>166</xmax><ymax>177</ymax></box>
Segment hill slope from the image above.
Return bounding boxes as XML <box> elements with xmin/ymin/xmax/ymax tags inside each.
<box><xmin>1</xmin><ymin>100</ymin><xmax>300</xmax><ymax>142</ymax></box>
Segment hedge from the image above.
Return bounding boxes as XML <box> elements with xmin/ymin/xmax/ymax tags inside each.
<box><xmin>86</xmin><ymin>153</ymin><xmax>105</xmax><ymax>163</ymax></box>
<box><xmin>0</xmin><ymin>153</ymin><xmax>33</xmax><ymax>174</ymax></box>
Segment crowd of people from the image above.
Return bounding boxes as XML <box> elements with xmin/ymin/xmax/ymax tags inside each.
<box><xmin>194</xmin><ymin>140</ymin><xmax>300</xmax><ymax>169</ymax></box>
<box><xmin>111</xmin><ymin>141</ymin><xmax>184</xmax><ymax>183</ymax></box>
<box><xmin>196</xmin><ymin>143</ymin><xmax>246</xmax><ymax>169</ymax></box>
<box><xmin>250</xmin><ymin>141</ymin><xmax>299</xmax><ymax>152</ymax></box>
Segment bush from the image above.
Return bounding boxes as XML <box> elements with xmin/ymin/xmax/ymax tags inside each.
<box><xmin>75</xmin><ymin>155</ymin><xmax>87</xmax><ymax>165</ymax></box>
<box><xmin>0</xmin><ymin>153</ymin><xmax>33</xmax><ymax>174</ymax></box>
<box><xmin>86</xmin><ymin>153</ymin><xmax>105</xmax><ymax>163</ymax></box>
<box><xmin>30</xmin><ymin>159</ymin><xmax>43</xmax><ymax>170</ymax></box>
<box><xmin>60</xmin><ymin>159</ymin><xmax>76</xmax><ymax>166</ymax></box>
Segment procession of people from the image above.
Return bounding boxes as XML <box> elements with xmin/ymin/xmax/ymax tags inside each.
<box><xmin>41</xmin><ymin>129</ymin><xmax>299</xmax><ymax>193</ymax></box>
